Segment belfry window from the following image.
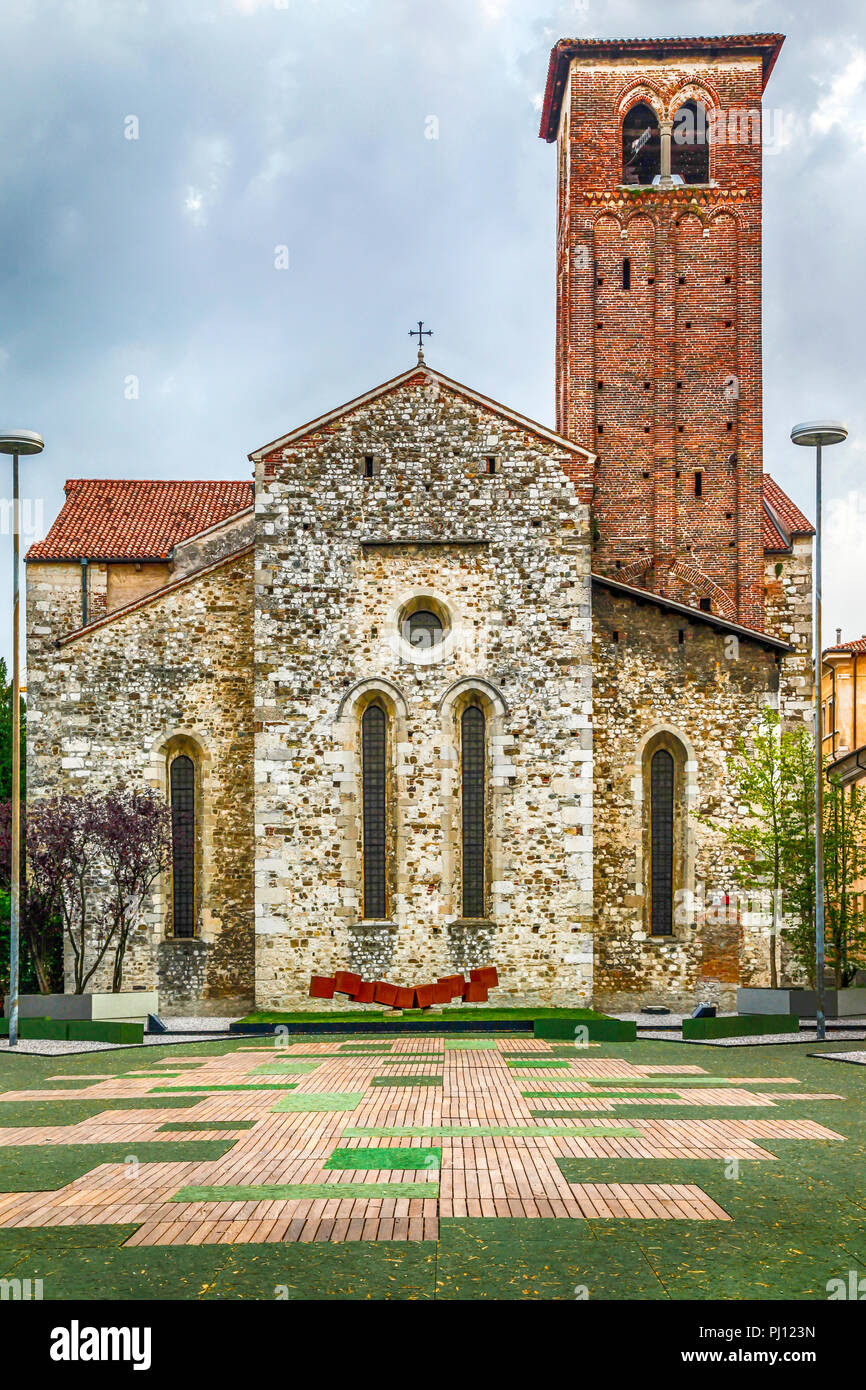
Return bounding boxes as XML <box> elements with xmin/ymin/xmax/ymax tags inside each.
<box><xmin>170</xmin><ymin>755</ymin><xmax>196</xmax><ymax>938</ymax></box>
<box><xmin>671</xmin><ymin>101</ymin><xmax>710</xmax><ymax>184</ymax></box>
<box><xmin>622</xmin><ymin>103</ymin><xmax>661</xmax><ymax>185</ymax></box>
<box><xmin>649</xmin><ymin>748</ymin><xmax>674</xmax><ymax>936</ymax></box>
<box><xmin>361</xmin><ymin>702</ymin><xmax>387</xmax><ymax>919</ymax></box>
<box><xmin>461</xmin><ymin>704</ymin><xmax>486</xmax><ymax>918</ymax></box>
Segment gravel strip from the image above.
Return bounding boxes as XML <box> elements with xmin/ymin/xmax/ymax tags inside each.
<box><xmin>808</xmin><ymin>1049</ymin><xmax>866</xmax><ymax>1065</ymax></box>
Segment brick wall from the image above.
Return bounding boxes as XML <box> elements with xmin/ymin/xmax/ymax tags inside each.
<box><xmin>556</xmin><ymin>50</ymin><xmax>768</xmax><ymax>629</ymax></box>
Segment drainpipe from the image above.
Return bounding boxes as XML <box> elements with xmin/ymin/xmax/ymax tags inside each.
<box><xmin>81</xmin><ymin>557</ymin><xmax>88</xmax><ymax>627</ymax></box>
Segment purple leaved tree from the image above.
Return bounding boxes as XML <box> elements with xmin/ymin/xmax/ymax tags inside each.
<box><xmin>96</xmin><ymin>787</ymin><xmax>173</xmax><ymax>993</ymax></box>
<box><xmin>0</xmin><ymin>801</ymin><xmax>62</xmax><ymax>994</ymax></box>
<box><xmin>27</xmin><ymin>788</ymin><xmax>172</xmax><ymax>994</ymax></box>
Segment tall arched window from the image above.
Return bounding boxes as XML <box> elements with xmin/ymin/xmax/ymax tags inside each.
<box><xmin>649</xmin><ymin>748</ymin><xmax>675</xmax><ymax>936</ymax></box>
<box><xmin>671</xmin><ymin>101</ymin><xmax>709</xmax><ymax>183</ymax></box>
<box><xmin>362</xmin><ymin>702</ymin><xmax>387</xmax><ymax>919</ymax></box>
<box><xmin>622</xmin><ymin>102</ymin><xmax>661</xmax><ymax>185</ymax></box>
<box><xmin>170</xmin><ymin>754</ymin><xmax>196</xmax><ymax>938</ymax></box>
<box><xmin>461</xmin><ymin>704</ymin><xmax>486</xmax><ymax>918</ymax></box>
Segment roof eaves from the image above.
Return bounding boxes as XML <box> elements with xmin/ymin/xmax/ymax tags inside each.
<box><xmin>592</xmin><ymin>571</ymin><xmax>792</xmax><ymax>652</ymax></box>
<box><xmin>539</xmin><ymin>33</ymin><xmax>785</xmax><ymax>141</ymax></box>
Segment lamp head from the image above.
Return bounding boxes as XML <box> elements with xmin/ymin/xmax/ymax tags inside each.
<box><xmin>0</xmin><ymin>430</ymin><xmax>44</xmax><ymax>456</ymax></box>
<box><xmin>791</xmin><ymin>420</ymin><xmax>848</xmax><ymax>448</ymax></box>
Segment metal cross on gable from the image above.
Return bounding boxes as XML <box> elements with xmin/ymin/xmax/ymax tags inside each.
<box><xmin>409</xmin><ymin>320</ymin><xmax>432</xmax><ymax>360</ymax></box>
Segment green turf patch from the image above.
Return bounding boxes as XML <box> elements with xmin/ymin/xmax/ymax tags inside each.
<box><xmin>338</xmin><ymin>1043</ymin><xmax>394</xmax><ymax>1052</ymax></box>
<box><xmin>233</xmin><ymin>1007</ymin><xmax>606</xmax><ymax>1029</ymax></box>
<box><xmin>150</xmin><ymin>1083</ymin><xmax>299</xmax><ymax>1093</ymax></box>
<box><xmin>0</xmin><ymin>1140</ymin><xmax>238</xmax><ymax>1192</ymax></box>
<box><xmin>171</xmin><ymin>1181</ymin><xmax>440</xmax><ymax>1202</ymax></box>
<box><xmin>324</xmin><ymin>1146</ymin><xmax>441</xmax><ymax>1170</ymax></box>
<box><xmin>270</xmin><ymin>1092</ymin><xmax>366</xmax><ymax>1112</ymax></box>
<box><xmin>0</xmin><ymin>1095</ymin><xmax>203</xmax><ymax>1127</ymax></box>
<box><xmin>369</xmin><ymin>1075</ymin><xmax>443</xmax><ymax>1087</ymax></box>
<box><xmin>505</xmin><ymin>1059</ymin><xmax>571</xmax><ymax>1069</ymax></box>
<box><xmin>521</xmin><ymin>1089</ymin><xmax>680</xmax><ymax>1099</ymax></box>
<box><xmin>250</xmin><ymin>1061</ymin><xmax>322</xmax><ymax>1075</ymax></box>
<box><xmin>555</xmin><ymin>1156</ymin><xmax>752</xmax><ymax>1186</ymax></box>
<box><xmin>435</xmin><ymin>1218</ymin><xmax>668</xmax><ymax>1301</ymax></box>
<box><xmin>341</xmin><ymin>1125</ymin><xmax>643</xmax><ymax>1138</ymax></box>
<box><xmin>443</xmin><ymin>1038</ymin><xmax>500</xmax><ymax>1050</ymax></box>
<box><xmin>157</xmin><ymin>1120</ymin><xmax>257</xmax><ymax>1133</ymax></box>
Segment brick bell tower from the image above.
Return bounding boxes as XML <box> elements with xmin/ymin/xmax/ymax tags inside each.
<box><xmin>540</xmin><ymin>34</ymin><xmax>785</xmax><ymax>630</ymax></box>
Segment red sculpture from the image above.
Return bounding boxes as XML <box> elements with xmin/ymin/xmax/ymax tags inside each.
<box><xmin>308</xmin><ymin>965</ymin><xmax>498</xmax><ymax>1008</ymax></box>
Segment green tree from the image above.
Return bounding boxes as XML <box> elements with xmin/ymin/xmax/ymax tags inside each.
<box><xmin>0</xmin><ymin>656</ymin><xmax>25</xmax><ymax>801</ymax></box>
<box><xmin>701</xmin><ymin>705</ymin><xmax>786</xmax><ymax>987</ymax></box>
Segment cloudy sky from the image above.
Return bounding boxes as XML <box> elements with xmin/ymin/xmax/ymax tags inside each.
<box><xmin>1</xmin><ymin>0</ymin><xmax>864</xmax><ymax>666</ymax></box>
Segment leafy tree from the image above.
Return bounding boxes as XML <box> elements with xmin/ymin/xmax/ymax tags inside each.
<box><xmin>0</xmin><ymin>802</ymin><xmax>63</xmax><ymax>994</ymax></box>
<box><xmin>0</xmin><ymin>657</ymin><xmax>25</xmax><ymax>801</ymax></box>
<box><xmin>711</xmin><ymin>710</ymin><xmax>866</xmax><ymax>990</ymax></box>
<box><xmin>702</xmin><ymin>705</ymin><xmax>786</xmax><ymax>987</ymax></box>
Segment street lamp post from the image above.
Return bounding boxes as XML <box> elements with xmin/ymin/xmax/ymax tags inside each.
<box><xmin>0</xmin><ymin>430</ymin><xmax>44</xmax><ymax>1048</ymax></box>
<box><xmin>791</xmin><ymin>420</ymin><xmax>848</xmax><ymax>1043</ymax></box>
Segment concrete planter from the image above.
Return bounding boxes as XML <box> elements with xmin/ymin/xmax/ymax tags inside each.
<box><xmin>4</xmin><ymin>991</ymin><xmax>158</xmax><ymax>1025</ymax></box>
<box><xmin>737</xmin><ymin>987</ymin><xmax>866</xmax><ymax>1020</ymax></box>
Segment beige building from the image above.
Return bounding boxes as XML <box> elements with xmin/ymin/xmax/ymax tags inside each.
<box><xmin>823</xmin><ymin>636</ymin><xmax>866</xmax><ymax>787</ymax></box>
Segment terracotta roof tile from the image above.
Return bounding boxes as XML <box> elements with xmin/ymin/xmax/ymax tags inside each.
<box><xmin>825</xmin><ymin>637</ymin><xmax>866</xmax><ymax>655</ymax></box>
<box><xmin>27</xmin><ymin>479</ymin><xmax>253</xmax><ymax>562</ymax></box>
<box><xmin>762</xmin><ymin>474</ymin><xmax>814</xmax><ymax>552</ymax></box>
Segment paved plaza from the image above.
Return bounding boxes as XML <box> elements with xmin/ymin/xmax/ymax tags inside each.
<box><xmin>0</xmin><ymin>1033</ymin><xmax>864</xmax><ymax>1298</ymax></box>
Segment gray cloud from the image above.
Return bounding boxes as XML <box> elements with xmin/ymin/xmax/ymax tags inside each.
<box><xmin>1</xmin><ymin>0</ymin><xmax>864</xmax><ymax>664</ymax></box>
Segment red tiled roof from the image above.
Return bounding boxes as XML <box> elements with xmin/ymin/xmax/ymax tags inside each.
<box><xmin>762</xmin><ymin>474</ymin><xmax>814</xmax><ymax>552</ymax></box>
<box><xmin>27</xmin><ymin>479</ymin><xmax>253</xmax><ymax>562</ymax></box>
<box><xmin>825</xmin><ymin>637</ymin><xmax>866</xmax><ymax>656</ymax></box>
<box><xmin>539</xmin><ymin>33</ymin><xmax>785</xmax><ymax>141</ymax></box>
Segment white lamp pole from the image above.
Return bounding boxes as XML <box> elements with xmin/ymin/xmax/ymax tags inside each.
<box><xmin>790</xmin><ymin>420</ymin><xmax>848</xmax><ymax>1042</ymax></box>
<box><xmin>0</xmin><ymin>430</ymin><xmax>44</xmax><ymax>1048</ymax></box>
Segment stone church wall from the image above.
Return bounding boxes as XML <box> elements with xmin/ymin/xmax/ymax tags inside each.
<box><xmin>253</xmin><ymin>373</ymin><xmax>595</xmax><ymax>1008</ymax></box>
<box><xmin>25</xmin><ymin>550</ymin><xmax>255</xmax><ymax>1014</ymax></box>
<box><xmin>763</xmin><ymin>536</ymin><xmax>813</xmax><ymax>731</ymax></box>
<box><xmin>591</xmin><ymin>583</ymin><xmax>787</xmax><ymax>1012</ymax></box>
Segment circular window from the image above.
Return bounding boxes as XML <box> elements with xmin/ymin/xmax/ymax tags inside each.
<box><xmin>405</xmin><ymin>608</ymin><xmax>443</xmax><ymax>651</ymax></box>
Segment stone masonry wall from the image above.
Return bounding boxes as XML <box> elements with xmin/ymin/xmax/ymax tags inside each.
<box><xmin>763</xmin><ymin>536</ymin><xmax>813</xmax><ymax>731</ymax></box>
<box><xmin>592</xmin><ymin>583</ymin><xmax>785</xmax><ymax>1012</ymax></box>
<box><xmin>253</xmin><ymin>370</ymin><xmax>595</xmax><ymax>1008</ymax></box>
<box><xmin>25</xmin><ymin>550</ymin><xmax>255</xmax><ymax>1014</ymax></box>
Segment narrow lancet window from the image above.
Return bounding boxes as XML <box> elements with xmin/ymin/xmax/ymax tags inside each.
<box><xmin>461</xmin><ymin>704</ymin><xmax>486</xmax><ymax>918</ymax></box>
<box><xmin>650</xmin><ymin>748</ymin><xmax>674</xmax><ymax>936</ymax></box>
<box><xmin>362</xmin><ymin>702</ymin><xmax>387</xmax><ymax>919</ymax></box>
<box><xmin>170</xmin><ymin>754</ymin><xmax>196</xmax><ymax>938</ymax></box>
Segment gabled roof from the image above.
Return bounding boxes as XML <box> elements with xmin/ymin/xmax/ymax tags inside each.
<box><xmin>539</xmin><ymin>33</ymin><xmax>785</xmax><ymax>142</ymax></box>
<box><xmin>249</xmin><ymin>361</ymin><xmax>594</xmax><ymax>464</ymax></box>
<box><xmin>762</xmin><ymin>474</ymin><xmax>815</xmax><ymax>553</ymax></box>
<box><xmin>592</xmin><ymin>571</ymin><xmax>792</xmax><ymax>653</ymax></box>
<box><xmin>26</xmin><ymin>479</ymin><xmax>253</xmax><ymax>562</ymax></box>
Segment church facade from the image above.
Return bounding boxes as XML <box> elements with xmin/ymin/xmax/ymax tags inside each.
<box><xmin>25</xmin><ymin>33</ymin><xmax>815</xmax><ymax>1015</ymax></box>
